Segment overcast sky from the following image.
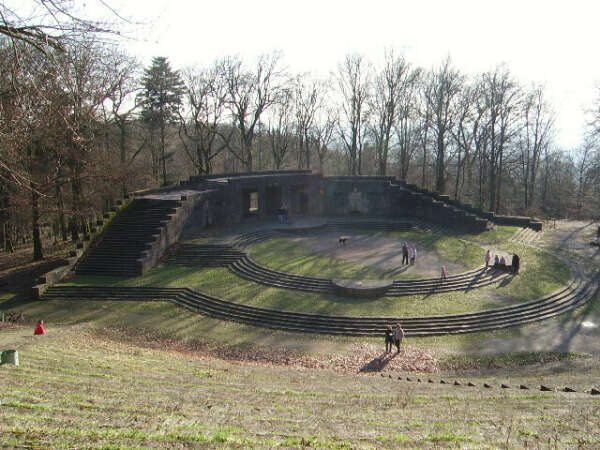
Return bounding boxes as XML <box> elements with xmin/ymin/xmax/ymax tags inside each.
<box><xmin>87</xmin><ymin>0</ymin><xmax>600</xmax><ymax>148</ymax></box>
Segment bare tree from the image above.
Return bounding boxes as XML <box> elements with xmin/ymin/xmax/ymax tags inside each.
<box><xmin>312</xmin><ymin>108</ymin><xmax>337</xmax><ymax>174</ymax></box>
<box><xmin>0</xmin><ymin>0</ymin><xmax>123</xmax><ymax>52</ymax></box>
<box><xmin>293</xmin><ymin>75</ymin><xmax>327</xmax><ymax>169</ymax></box>
<box><xmin>451</xmin><ymin>80</ymin><xmax>488</xmax><ymax>201</ymax></box>
<box><xmin>179</xmin><ymin>63</ymin><xmax>230</xmax><ymax>175</ymax></box>
<box><xmin>223</xmin><ymin>52</ymin><xmax>287</xmax><ymax>172</ymax></box>
<box><xmin>266</xmin><ymin>89</ymin><xmax>294</xmax><ymax>169</ymax></box>
<box><xmin>370</xmin><ymin>50</ymin><xmax>416</xmax><ymax>176</ymax></box>
<box><xmin>481</xmin><ymin>66</ymin><xmax>522</xmax><ymax>212</ymax></box>
<box><xmin>102</xmin><ymin>51</ymin><xmax>141</xmax><ymax>196</ymax></box>
<box><xmin>424</xmin><ymin>56</ymin><xmax>463</xmax><ymax>193</ymax></box>
<box><xmin>588</xmin><ymin>84</ymin><xmax>600</xmax><ymax>139</ymax></box>
<box><xmin>518</xmin><ymin>85</ymin><xmax>555</xmax><ymax>210</ymax></box>
<box><xmin>394</xmin><ymin>66</ymin><xmax>421</xmax><ymax>182</ymax></box>
<box><xmin>336</xmin><ymin>53</ymin><xmax>371</xmax><ymax>175</ymax></box>
<box><xmin>415</xmin><ymin>75</ymin><xmax>434</xmax><ymax>188</ymax></box>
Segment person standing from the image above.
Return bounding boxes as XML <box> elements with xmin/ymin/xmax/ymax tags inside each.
<box><xmin>410</xmin><ymin>246</ymin><xmax>417</xmax><ymax>265</ymax></box>
<box><xmin>441</xmin><ymin>266</ymin><xmax>448</xmax><ymax>280</ymax></box>
<box><xmin>34</xmin><ymin>320</ymin><xmax>45</xmax><ymax>335</ymax></box>
<box><xmin>485</xmin><ymin>249</ymin><xmax>491</xmax><ymax>268</ymax></box>
<box><xmin>384</xmin><ymin>325</ymin><xmax>394</xmax><ymax>354</ymax></box>
<box><xmin>393</xmin><ymin>323</ymin><xmax>404</xmax><ymax>353</ymax></box>
<box><xmin>512</xmin><ymin>253</ymin><xmax>520</xmax><ymax>274</ymax></box>
<box><xmin>402</xmin><ymin>242</ymin><xmax>409</xmax><ymax>265</ymax></box>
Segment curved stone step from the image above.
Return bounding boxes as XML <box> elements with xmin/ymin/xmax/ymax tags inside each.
<box><xmin>42</xmin><ymin>270</ymin><xmax>597</xmax><ymax>336</ymax></box>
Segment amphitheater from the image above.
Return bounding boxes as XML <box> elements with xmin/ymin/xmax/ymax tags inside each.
<box><xmin>40</xmin><ymin>170</ymin><xmax>599</xmax><ymax>337</ymax></box>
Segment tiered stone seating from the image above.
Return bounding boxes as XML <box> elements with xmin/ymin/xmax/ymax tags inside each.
<box><xmin>163</xmin><ymin>244</ymin><xmax>246</xmax><ymax>267</ymax></box>
<box><xmin>42</xmin><ymin>269</ymin><xmax>598</xmax><ymax>336</ymax></box>
<box><xmin>74</xmin><ymin>198</ymin><xmax>180</xmax><ymax>276</ymax></box>
<box><xmin>389</xmin><ymin>182</ymin><xmax>490</xmax><ymax>231</ymax></box>
<box><xmin>229</xmin><ymin>256</ymin><xmax>508</xmax><ymax>297</ymax></box>
<box><xmin>165</xmin><ymin>221</ymin><xmax>511</xmax><ymax>296</ymax></box>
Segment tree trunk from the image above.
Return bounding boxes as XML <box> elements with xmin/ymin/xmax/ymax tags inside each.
<box><xmin>160</xmin><ymin>118</ymin><xmax>167</xmax><ymax>186</ymax></box>
<box><xmin>56</xmin><ymin>178</ymin><xmax>67</xmax><ymax>241</ymax></box>
<box><xmin>31</xmin><ymin>183</ymin><xmax>43</xmax><ymax>261</ymax></box>
<box><xmin>435</xmin><ymin>132</ymin><xmax>445</xmax><ymax>193</ymax></box>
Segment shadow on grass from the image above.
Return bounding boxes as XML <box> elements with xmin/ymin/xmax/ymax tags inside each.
<box><xmin>359</xmin><ymin>350</ymin><xmax>399</xmax><ymax>372</ymax></box>
<box><xmin>0</xmin><ymin>294</ymin><xmax>38</xmax><ymax>311</ymax></box>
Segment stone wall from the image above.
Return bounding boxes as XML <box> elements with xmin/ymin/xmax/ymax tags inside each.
<box><xmin>321</xmin><ymin>177</ymin><xmax>395</xmax><ymax>216</ymax></box>
<box><xmin>183</xmin><ymin>172</ymin><xmax>539</xmax><ymax>232</ymax></box>
<box><xmin>211</xmin><ymin>173</ymin><xmax>322</xmax><ymax>223</ymax></box>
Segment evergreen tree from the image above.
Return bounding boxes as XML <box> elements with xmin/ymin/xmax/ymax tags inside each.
<box><xmin>139</xmin><ymin>56</ymin><xmax>184</xmax><ymax>186</ymax></box>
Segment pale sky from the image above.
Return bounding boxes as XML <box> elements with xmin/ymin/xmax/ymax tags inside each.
<box><xmin>50</xmin><ymin>0</ymin><xmax>600</xmax><ymax>148</ymax></box>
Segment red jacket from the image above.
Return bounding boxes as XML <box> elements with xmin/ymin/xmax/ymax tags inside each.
<box><xmin>34</xmin><ymin>323</ymin><xmax>45</xmax><ymax>335</ymax></box>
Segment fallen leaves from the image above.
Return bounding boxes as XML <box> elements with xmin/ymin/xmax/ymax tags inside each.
<box><xmin>95</xmin><ymin>327</ymin><xmax>439</xmax><ymax>375</ymax></box>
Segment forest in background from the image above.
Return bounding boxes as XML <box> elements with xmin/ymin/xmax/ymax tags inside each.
<box><xmin>1</xmin><ymin>1</ymin><xmax>600</xmax><ymax>260</ymax></box>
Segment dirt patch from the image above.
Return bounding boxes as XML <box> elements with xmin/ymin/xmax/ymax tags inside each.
<box><xmin>542</xmin><ymin>220</ymin><xmax>600</xmax><ymax>264</ymax></box>
<box><xmin>98</xmin><ymin>326</ymin><xmax>439</xmax><ymax>374</ymax></box>
<box><xmin>290</xmin><ymin>232</ymin><xmax>467</xmax><ymax>277</ymax></box>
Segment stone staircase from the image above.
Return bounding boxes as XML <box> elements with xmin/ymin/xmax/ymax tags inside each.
<box><xmin>389</xmin><ymin>183</ymin><xmax>490</xmax><ymax>232</ymax></box>
<box><xmin>511</xmin><ymin>227</ymin><xmax>543</xmax><ymax>245</ymax></box>
<box><xmin>74</xmin><ymin>198</ymin><xmax>181</xmax><ymax>276</ymax></box>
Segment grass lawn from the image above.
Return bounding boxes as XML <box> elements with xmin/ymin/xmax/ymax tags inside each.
<box><xmin>1</xmin><ymin>325</ymin><xmax>599</xmax><ymax>448</ymax></box>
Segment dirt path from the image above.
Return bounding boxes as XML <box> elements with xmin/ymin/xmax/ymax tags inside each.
<box><xmin>467</xmin><ymin>220</ymin><xmax>600</xmax><ymax>356</ymax></box>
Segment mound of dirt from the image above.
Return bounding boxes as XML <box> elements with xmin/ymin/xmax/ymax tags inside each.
<box><xmin>99</xmin><ymin>327</ymin><xmax>439</xmax><ymax>374</ymax></box>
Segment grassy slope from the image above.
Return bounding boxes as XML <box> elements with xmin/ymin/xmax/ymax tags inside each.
<box><xmin>1</xmin><ymin>326</ymin><xmax>599</xmax><ymax>448</ymax></box>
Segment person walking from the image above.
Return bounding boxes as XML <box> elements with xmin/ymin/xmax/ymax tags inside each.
<box><xmin>402</xmin><ymin>242</ymin><xmax>409</xmax><ymax>265</ymax></box>
<box><xmin>393</xmin><ymin>323</ymin><xmax>404</xmax><ymax>353</ymax></box>
<box><xmin>384</xmin><ymin>325</ymin><xmax>394</xmax><ymax>354</ymax></box>
<box><xmin>485</xmin><ymin>249</ymin><xmax>491</xmax><ymax>268</ymax></box>
<box><xmin>441</xmin><ymin>266</ymin><xmax>448</xmax><ymax>281</ymax></box>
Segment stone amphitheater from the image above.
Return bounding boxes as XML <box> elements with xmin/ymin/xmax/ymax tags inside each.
<box><xmin>41</xmin><ymin>171</ymin><xmax>600</xmax><ymax>337</ymax></box>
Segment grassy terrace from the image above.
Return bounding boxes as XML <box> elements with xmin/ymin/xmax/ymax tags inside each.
<box><xmin>1</xmin><ymin>326</ymin><xmax>599</xmax><ymax>448</ymax></box>
<box><xmin>62</xmin><ymin>238</ymin><xmax>571</xmax><ymax>318</ymax></box>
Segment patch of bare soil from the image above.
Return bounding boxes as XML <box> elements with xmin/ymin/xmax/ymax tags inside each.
<box><xmin>291</xmin><ymin>232</ymin><xmax>467</xmax><ymax>277</ymax></box>
<box><xmin>99</xmin><ymin>327</ymin><xmax>439</xmax><ymax>374</ymax></box>
<box><xmin>542</xmin><ymin>220</ymin><xmax>600</xmax><ymax>264</ymax></box>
